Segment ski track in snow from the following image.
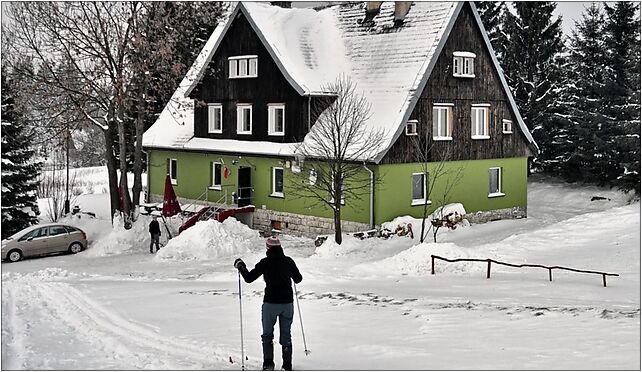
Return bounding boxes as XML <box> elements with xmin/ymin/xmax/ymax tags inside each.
<box><xmin>2</xmin><ymin>277</ymin><xmax>232</xmax><ymax>370</ymax></box>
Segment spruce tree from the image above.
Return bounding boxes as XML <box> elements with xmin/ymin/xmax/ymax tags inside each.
<box><xmin>603</xmin><ymin>2</ymin><xmax>640</xmax><ymax>194</ymax></box>
<box><xmin>502</xmin><ymin>3</ymin><xmax>565</xmax><ymax>172</ymax></box>
<box><xmin>557</xmin><ymin>3</ymin><xmax>610</xmax><ymax>183</ymax></box>
<box><xmin>1</xmin><ymin>71</ymin><xmax>42</xmax><ymax>239</ymax></box>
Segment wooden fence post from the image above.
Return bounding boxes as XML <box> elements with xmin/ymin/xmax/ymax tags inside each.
<box><xmin>486</xmin><ymin>259</ymin><xmax>491</xmax><ymax>279</ymax></box>
<box><xmin>431</xmin><ymin>256</ymin><xmax>435</xmax><ymax>275</ymax></box>
<box><xmin>603</xmin><ymin>274</ymin><xmax>607</xmax><ymax>287</ymax></box>
<box><xmin>548</xmin><ymin>268</ymin><xmax>552</xmax><ymax>282</ymax></box>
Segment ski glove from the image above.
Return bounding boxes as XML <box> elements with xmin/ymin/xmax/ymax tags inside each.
<box><xmin>234</xmin><ymin>258</ymin><xmax>246</xmax><ymax>271</ymax></box>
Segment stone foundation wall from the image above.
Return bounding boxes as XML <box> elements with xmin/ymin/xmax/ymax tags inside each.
<box><xmin>253</xmin><ymin>208</ymin><xmax>371</xmax><ymax>238</ymax></box>
<box><xmin>464</xmin><ymin>206</ymin><xmax>527</xmax><ymax>224</ymax></box>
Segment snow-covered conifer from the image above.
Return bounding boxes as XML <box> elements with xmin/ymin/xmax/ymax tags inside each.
<box><xmin>1</xmin><ymin>72</ymin><xmax>42</xmax><ymax>239</ymax></box>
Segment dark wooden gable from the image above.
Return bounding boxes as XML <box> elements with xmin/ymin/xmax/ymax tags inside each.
<box><xmin>381</xmin><ymin>3</ymin><xmax>532</xmax><ymax>165</ymax></box>
<box><xmin>188</xmin><ymin>10</ymin><xmax>322</xmax><ymax>143</ymax></box>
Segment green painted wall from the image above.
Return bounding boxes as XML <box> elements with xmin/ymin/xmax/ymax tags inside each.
<box><xmin>373</xmin><ymin>157</ymin><xmax>528</xmax><ymax>224</ymax></box>
<box><xmin>148</xmin><ymin>150</ymin><xmax>371</xmax><ymax>224</ymax></box>
<box><xmin>149</xmin><ymin>150</ymin><xmax>527</xmax><ymax>226</ymax></box>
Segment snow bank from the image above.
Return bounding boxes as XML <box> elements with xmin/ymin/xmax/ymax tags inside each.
<box><xmin>352</xmin><ymin>242</ymin><xmax>484</xmax><ymax>276</ymax></box>
<box><xmin>155</xmin><ymin>218</ymin><xmax>262</xmax><ymax>262</ymax></box>
<box><xmin>81</xmin><ymin>215</ymin><xmax>151</xmax><ymax>257</ymax></box>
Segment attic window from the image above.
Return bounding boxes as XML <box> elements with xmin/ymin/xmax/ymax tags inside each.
<box><xmin>453</xmin><ymin>51</ymin><xmax>475</xmax><ymax>78</ymax></box>
<box><xmin>502</xmin><ymin>119</ymin><xmax>513</xmax><ymax>134</ymax></box>
<box><xmin>405</xmin><ymin>120</ymin><xmax>418</xmax><ymax>136</ymax></box>
<box><xmin>229</xmin><ymin>55</ymin><xmax>258</xmax><ymax>79</ymax></box>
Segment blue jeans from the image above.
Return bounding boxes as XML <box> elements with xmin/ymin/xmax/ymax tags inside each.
<box><xmin>261</xmin><ymin>302</ymin><xmax>294</xmax><ymax>347</ymax></box>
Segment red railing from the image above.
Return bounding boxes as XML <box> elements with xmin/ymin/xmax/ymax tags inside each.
<box><xmin>430</xmin><ymin>255</ymin><xmax>619</xmax><ymax>287</ymax></box>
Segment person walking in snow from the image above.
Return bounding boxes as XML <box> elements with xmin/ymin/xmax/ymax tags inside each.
<box><xmin>234</xmin><ymin>236</ymin><xmax>303</xmax><ymax>371</ymax></box>
<box><xmin>148</xmin><ymin>216</ymin><xmax>161</xmax><ymax>253</ymax></box>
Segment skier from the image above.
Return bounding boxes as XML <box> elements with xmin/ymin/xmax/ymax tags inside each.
<box><xmin>234</xmin><ymin>236</ymin><xmax>303</xmax><ymax>371</ymax></box>
<box><xmin>148</xmin><ymin>216</ymin><xmax>161</xmax><ymax>253</ymax></box>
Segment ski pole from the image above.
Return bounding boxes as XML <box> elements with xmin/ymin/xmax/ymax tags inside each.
<box><xmin>293</xmin><ymin>282</ymin><xmax>311</xmax><ymax>356</ymax></box>
<box><xmin>238</xmin><ymin>271</ymin><xmax>245</xmax><ymax>370</ymax></box>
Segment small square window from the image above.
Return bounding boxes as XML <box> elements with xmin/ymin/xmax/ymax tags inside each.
<box><xmin>502</xmin><ymin>119</ymin><xmax>513</xmax><ymax>134</ymax></box>
<box><xmin>405</xmin><ymin>120</ymin><xmax>418</xmax><ymax>136</ymax></box>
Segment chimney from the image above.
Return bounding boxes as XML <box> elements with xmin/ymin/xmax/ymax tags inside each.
<box><xmin>270</xmin><ymin>1</ymin><xmax>291</xmax><ymax>8</ymax></box>
<box><xmin>394</xmin><ymin>2</ymin><xmax>412</xmax><ymax>23</ymax></box>
<box><xmin>365</xmin><ymin>1</ymin><xmax>383</xmax><ymax>19</ymax></box>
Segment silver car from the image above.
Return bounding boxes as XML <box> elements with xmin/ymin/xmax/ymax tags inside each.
<box><xmin>1</xmin><ymin>224</ymin><xmax>88</xmax><ymax>262</ymax></box>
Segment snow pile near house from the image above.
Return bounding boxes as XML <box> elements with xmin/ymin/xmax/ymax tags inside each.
<box><xmin>350</xmin><ymin>242</ymin><xmax>481</xmax><ymax>276</ymax></box>
<box><xmin>82</xmin><ymin>215</ymin><xmax>150</xmax><ymax>257</ymax></box>
<box><xmin>155</xmin><ymin>218</ymin><xmax>262</xmax><ymax>262</ymax></box>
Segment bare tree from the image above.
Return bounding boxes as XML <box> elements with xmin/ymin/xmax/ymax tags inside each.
<box><xmin>408</xmin><ymin>136</ymin><xmax>465</xmax><ymax>243</ymax></box>
<box><xmin>291</xmin><ymin>76</ymin><xmax>385</xmax><ymax>244</ymax></box>
<box><xmin>37</xmin><ymin>151</ymin><xmax>79</xmax><ymax>222</ymax></box>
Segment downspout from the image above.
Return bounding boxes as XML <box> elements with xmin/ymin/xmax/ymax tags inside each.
<box><xmin>307</xmin><ymin>95</ymin><xmax>311</xmax><ymax>130</ymax></box>
<box><xmin>363</xmin><ymin>162</ymin><xmax>374</xmax><ymax>229</ymax></box>
<box><xmin>142</xmin><ymin>149</ymin><xmax>150</xmax><ymax>203</ymax></box>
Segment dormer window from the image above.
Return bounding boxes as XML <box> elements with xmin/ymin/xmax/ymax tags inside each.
<box><xmin>229</xmin><ymin>55</ymin><xmax>258</xmax><ymax>78</ymax></box>
<box><xmin>453</xmin><ymin>51</ymin><xmax>475</xmax><ymax>78</ymax></box>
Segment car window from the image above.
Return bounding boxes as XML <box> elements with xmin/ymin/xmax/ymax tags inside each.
<box><xmin>18</xmin><ymin>229</ymin><xmax>38</xmax><ymax>241</ymax></box>
<box><xmin>33</xmin><ymin>227</ymin><xmax>49</xmax><ymax>239</ymax></box>
<box><xmin>49</xmin><ymin>226</ymin><xmax>68</xmax><ymax>236</ymax></box>
<box><xmin>64</xmin><ymin>226</ymin><xmax>79</xmax><ymax>233</ymax></box>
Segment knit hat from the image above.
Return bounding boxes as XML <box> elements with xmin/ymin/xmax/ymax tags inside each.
<box><xmin>266</xmin><ymin>236</ymin><xmax>281</xmax><ymax>249</ymax></box>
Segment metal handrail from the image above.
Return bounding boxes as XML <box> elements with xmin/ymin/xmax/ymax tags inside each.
<box><xmin>430</xmin><ymin>255</ymin><xmax>619</xmax><ymax>287</ymax></box>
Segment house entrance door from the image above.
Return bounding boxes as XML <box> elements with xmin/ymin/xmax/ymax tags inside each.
<box><xmin>237</xmin><ymin>167</ymin><xmax>252</xmax><ymax>207</ymax></box>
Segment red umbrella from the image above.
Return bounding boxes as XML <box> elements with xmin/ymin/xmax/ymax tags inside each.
<box><xmin>162</xmin><ymin>174</ymin><xmax>182</xmax><ymax>217</ymax></box>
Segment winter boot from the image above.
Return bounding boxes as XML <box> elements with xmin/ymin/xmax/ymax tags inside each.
<box><xmin>281</xmin><ymin>345</ymin><xmax>292</xmax><ymax>371</ymax></box>
<box><xmin>262</xmin><ymin>342</ymin><xmax>275</xmax><ymax>371</ymax></box>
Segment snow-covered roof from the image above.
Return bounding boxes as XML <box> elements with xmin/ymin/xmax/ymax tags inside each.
<box><xmin>143</xmin><ymin>1</ymin><xmax>537</xmax><ymax>161</ymax></box>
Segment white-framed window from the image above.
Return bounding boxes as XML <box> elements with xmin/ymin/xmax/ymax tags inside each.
<box><xmin>228</xmin><ymin>55</ymin><xmax>258</xmax><ymax>78</ymax></box>
<box><xmin>271</xmin><ymin>167</ymin><xmax>284</xmax><ymax>197</ymax></box>
<box><xmin>411</xmin><ymin>172</ymin><xmax>430</xmax><ymax>206</ymax></box>
<box><xmin>471</xmin><ymin>104</ymin><xmax>490</xmax><ymax>139</ymax></box>
<box><xmin>405</xmin><ymin>120</ymin><xmax>418</xmax><ymax>136</ymax></box>
<box><xmin>432</xmin><ymin>103</ymin><xmax>453</xmax><ymax>140</ymax></box>
<box><xmin>268</xmin><ymin>104</ymin><xmax>285</xmax><ymax>136</ymax></box>
<box><xmin>210</xmin><ymin>162</ymin><xmax>222</xmax><ymax>189</ymax></box>
<box><xmin>308</xmin><ymin>168</ymin><xmax>317</xmax><ymax>186</ymax></box>
<box><xmin>237</xmin><ymin>104</ymin><xmax>252</xmax><ymax>134</ymax></box>
<box><xmin>208</xmin><ymin>104</ymin><xmax>223</xmax><ymax>134</ymax></box>
<box><xmin>168</xmin><ymin>158</ymin><xmax>177</xmax><ymax>185</ymax></box>
<box><xmin>453</xmin><ymin>51</ymin><xmax>476</xmax><ymax>78</ymax></box>
<box><xmin>502</xmin><ymin>119</ymin><xmax>513</xmax><ymax>134</ymax></box>
<box><xmin>489</xmin><ymin>167</ymin><xmax>504</xmax><ymax>197</ymax></box>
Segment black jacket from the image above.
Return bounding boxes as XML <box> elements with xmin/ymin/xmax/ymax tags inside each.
<box><xmin>149</xmin><ymin>220</ymin><xmax>161</xmax><ymax>235</ymax></box>
<box><xmin>240</xmin><ymin>246</ymin><xmax>302</xmax><ymax>304</ymax></box>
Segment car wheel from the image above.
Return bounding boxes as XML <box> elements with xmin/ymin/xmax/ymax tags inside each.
<box><xmin>68</xmin><ymin>242</ymin><xmax>83</xmax><ymax>254</ymax></box>
<box><xmin>7</xmin><ymin>250</ymin><xmax>22</xmax><ymax>262</ymax></box>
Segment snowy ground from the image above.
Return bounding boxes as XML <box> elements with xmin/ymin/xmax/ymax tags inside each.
<box><xmin>1</xmin><ymin>171</ymin><xmax>640</xmax><ymax>370</ymax></box>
